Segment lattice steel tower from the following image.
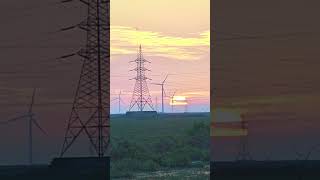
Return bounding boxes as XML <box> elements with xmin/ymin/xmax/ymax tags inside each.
<box><xmin>61</xmin><ymin>0</ymin><xmax>110</xmax><ymax>158</ymax></box>
<box><xmin>128</xmin><ymin>45</ymin><xmax>154</xmax><ymax>111</ymax></box>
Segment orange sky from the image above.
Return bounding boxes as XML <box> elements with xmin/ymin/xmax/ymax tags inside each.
<box><xmin>110</xmin><ymin>0</ymin><xmax>210</xmax><ymax>113</ymax></box>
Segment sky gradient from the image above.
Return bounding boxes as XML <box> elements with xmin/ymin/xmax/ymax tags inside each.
<box><xmin>110</xmin><ymin>0</ymin><xmax>210</xmax><ymax>114</ymax></box>
<box><xmin>211</xmin><ymin>0</ymin><xmax>320</xmax><ymax>161</ymax></box>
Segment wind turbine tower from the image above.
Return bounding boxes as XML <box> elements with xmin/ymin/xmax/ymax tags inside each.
<box><xmin>27</xmin><ymin>88</ymin><xmax>48</xmax><ymax>165</ymax></box>
<box><xmin>151</xmin><ymin>74</ymin><xmax>169</xmax><ymax>113</ymax></box>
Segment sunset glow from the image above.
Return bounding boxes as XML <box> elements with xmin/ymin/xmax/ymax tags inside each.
<box><xmin>170</xmin><ymin>96</ymin><xmax>188</xmax><ymax>106</ymax></box>
<box><xmin>111</xmin><ymin>0</ymin><xmax>210</xmax><ymax>113</ymax></box>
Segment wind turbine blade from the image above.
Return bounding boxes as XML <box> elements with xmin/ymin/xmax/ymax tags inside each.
<box><xmin>61</xmin><ymin>0</ymin><xmax>74</xmax><ymax>3</ymax></box>
<box><xmin>120</xmin><ymin>99</ymin><xmax>126</xmax><ymax>105</ymax></box>
<box><xmin>29</xmin><ymin>88</ymin><xmax>36</xmax><ymax>113</ymax></box>
<box><xmin>172</xmin><ymin>91</ymin><xmax>176</xmax><ymax>97</ymax></box>
<box><xmin>0</xmin><ymin>114</ymin><xmax>31</xmax><ymax>125</ymax></box>
<box><xmin>32</xmin><ymin>119</ymin><xmax>48</xmax><ymax>136</ymax></box>
<box><xmin>163</xmin><ymin>74</ymin><xmax>169</xmax><ymax>83</ymax></box>
<box><xmin>111</xmin><ymin>98</ymin><xmax>119</xmax><ymax>102</ymax></box>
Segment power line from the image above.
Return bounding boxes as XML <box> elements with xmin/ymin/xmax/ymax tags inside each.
<box><xmin>0</xmin><ymin>59</ymin><xmax>80</xmax><ymax>79</ymax></box>
<box><xmin>1</xmin><ymin>1</ymin><xmax>68</xmax><ymax>27</ymax></box>
<box><xmin>216</xmin><ymin>31</ymin><xmax>319</xmax><ymax>42</ymax></box>
<box><xmin>0</xmin><ymin>45</ymin><xmax>80</xmax><ymax>49</ymax></box>
<box><xmin>165</xmin><ymin>81</ymin><xmax>209</xmax><ymax>86</ymax></box>
<box><xmin>0</xmin><ymin>57</ymin><xmax>67</xmax><ymax>66</ymax></box>
<box><xmin>0</xmin><ymin>30</ymin><xmax>62</xmax><ymax>45</ymax></box>
<box><xmin>0</xmin><ymin>102</ymin><xmax>73</xmax><ymax>107</ymax></box>
<box><xmin>3</xmin><ymin>1</ymin><xmax>61</xmax><ymax>15</ymax></box>
<box><xmin>112</xmin><ymin>72</ymin><xmax>208</xmax><ymax>77</ymax></box>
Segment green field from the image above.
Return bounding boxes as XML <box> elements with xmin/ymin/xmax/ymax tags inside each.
<box><xmin>110</xmin><ymin>113</ymin><xmax>210</xmax><ymax>179</ymax></box>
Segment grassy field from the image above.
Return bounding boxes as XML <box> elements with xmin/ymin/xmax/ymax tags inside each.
<box><xmin>110</xmin><ymin>113</ymin><xmax>210</xmax><ymax>179</ymax></box>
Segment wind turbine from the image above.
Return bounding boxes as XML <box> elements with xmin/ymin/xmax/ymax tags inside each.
<box><xmin>155</xmin><ymin>97</ymin><xmax>158</xmax><ymax>112</ymax></box>
<box><xmin>1</xmin><ymin>88</ymin><xmax>47</xmax><ymax>165</ymax></box>
<box><xmin>118</xmin><ymin>91</ymin><xmax>122</xmax><ymax>114</ymax></box>
<box><xmin>26</xmin><ymin>88</ymin><xmax>48</xmax><ymax>165</ymax></box>
<box><xmin>151</xmin><ymin>74</ymin><xmax>169</xmax><ymax>113</ymax></box>
<box><xmin>184</xmin><ymin>98</ymin><xmax>188</xmax><ymax>113</ymax></box>
<box><xmin>111</xmin><ymin>91</ymin><xmax>124</xmax><ymax>114</ymax></box>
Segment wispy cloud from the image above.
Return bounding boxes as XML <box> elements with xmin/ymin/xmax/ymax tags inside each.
<box><xmin>181</xmin><ymin>91</ymin><xmax>210</xmax><ymax>97</ymax></box>
<box><xmin>111</xmin><ymin>26</ymin><xmax>210</xmax><ymax>60</ymax></box>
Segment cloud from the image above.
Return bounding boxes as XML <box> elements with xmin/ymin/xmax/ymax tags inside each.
<box><xmin>181</xmin><ymin>91</ymin><xmax>210</xmax><ymax>97</ymax></box>
<box><xmin>111</xmin><ymin>26</ymin><xmax>210</xmax><ymax>60</ymax></box>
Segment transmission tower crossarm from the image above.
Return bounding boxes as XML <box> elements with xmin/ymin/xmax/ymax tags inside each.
<box><xmin>60</xmin><ymin>25</ymin><xmax>77</xmax><ymax>32</ymax></box>
<box><xmin>130</xmin><ymin>67</ymin><xmax>151</xmax><ymax>71</ymax></box>
<box><xmin>78</xmin><ymin>24</ymin><xmax>88</xmax><ymax>31</ymax></box>
<box><xmin>77</xmin><ymin>48</ymin><xmax>89</xmax><ymax>59</ymax></box>
<box><xmin>59</xmin><ymin>20</ymin><xmax>88</xmax><ymax>32</ymax></box>
<box><xmin>135</xmin><ymin>58</ymin><xmax>150</xmax><ymax>63</ymax></box>
<box><xmin>61</xmin><ymin>0</ymin><xmax>74</xmax><ymax>3</ymax></box>
<box><xmin>151</xmin><ymin>83</ymin><xmax>162</xmax><ymax>85</ymax></box>
<box><xmin>58</xmin><ymin>53</ymin><xmax>76</xmax><ymax>60</ymax></box>
<box><xmin>79</xmin><ymin>0</ymin><xmax>89</xmax><ymax>5</ymax></box>
<box><xmin>61</xmin><ymin>0</ymin><xmax>89</xmax><ymax>5</ymax></box>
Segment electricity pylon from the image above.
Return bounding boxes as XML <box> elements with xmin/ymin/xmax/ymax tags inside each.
<box><xmin>60</xmin><ymin>0</ymin><xmax>110</xmax><ymax>158</ymax></box>
<box><xmin>128</xmin><ymin>45</ymin><xmax>154</xmax><ymax>111</ymax></box>
<box><xmin>111</xmin><ymin>91</ymin><xmax>123</xmax><ymax>113</ymax></box>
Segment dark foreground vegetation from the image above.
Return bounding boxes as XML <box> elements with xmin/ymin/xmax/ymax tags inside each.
<box><xmin>0</xmin><ymin>157</ymin><xmax>109</xmax><ymax>180</ymax></box>
<box><xmin>0</xmin><ymin>165</ymin><xmax>107</xmax><ymax>180</ymax></box>
<box><xmin>110</xmin><ymin>113</ymin><xmax>210</xmax><ymax>179</ymax></box>
<box><xmin>211</xmin><ymin>160</ymin><xmax>320</xmax><ymax>180</ymax></box>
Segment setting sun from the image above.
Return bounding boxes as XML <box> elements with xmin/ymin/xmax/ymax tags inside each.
<box><xmin>170</xmin><ymin>96</ymin><xmax>188</xmax><ymax>106</ymax></box>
